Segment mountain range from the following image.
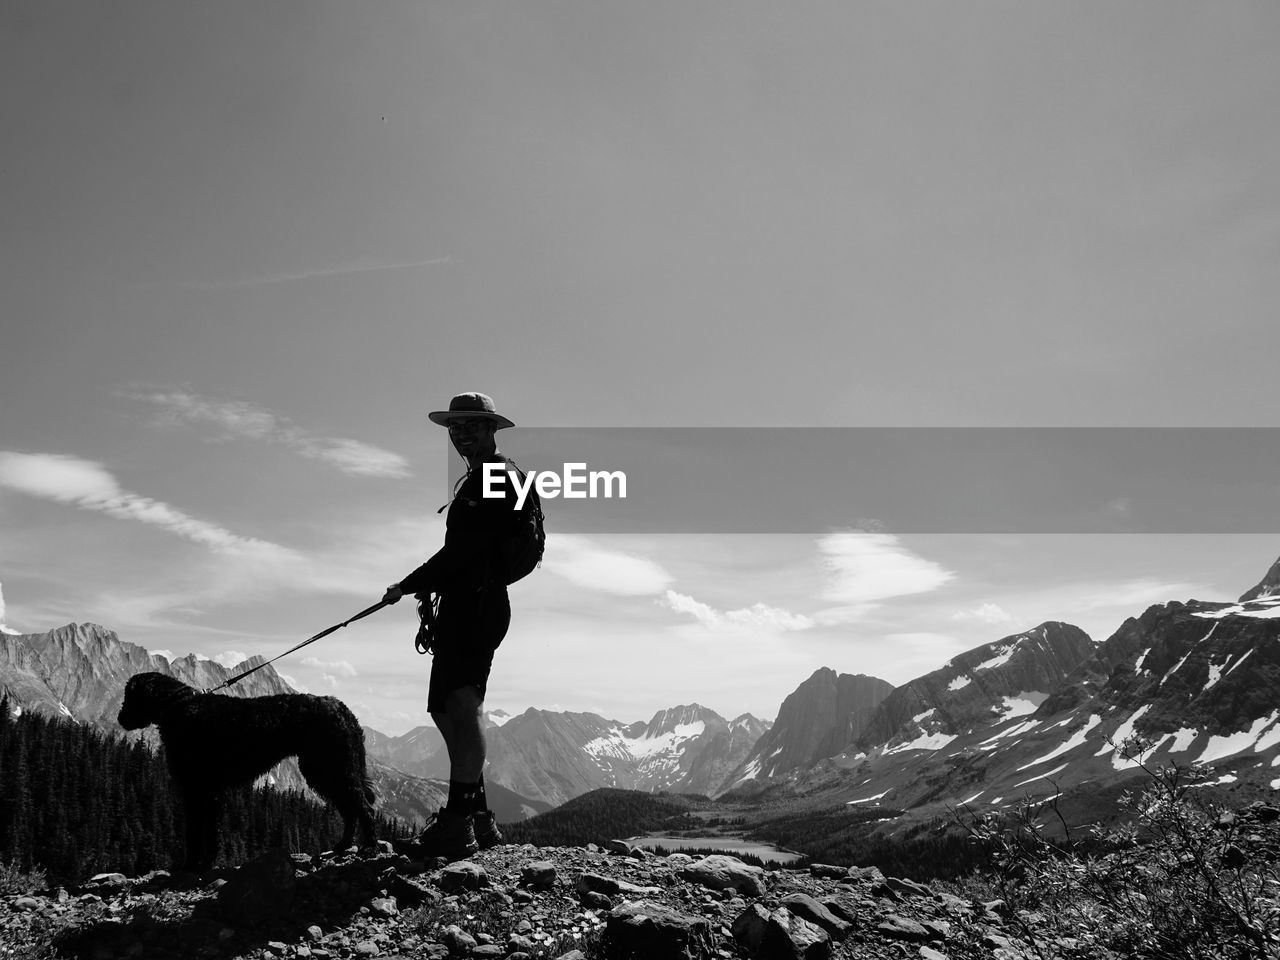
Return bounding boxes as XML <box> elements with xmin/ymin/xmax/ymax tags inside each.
<box><xmin>4</xmin><ymin>554</ymin><xmax>1280</xmax><ymax>831</ymax></box>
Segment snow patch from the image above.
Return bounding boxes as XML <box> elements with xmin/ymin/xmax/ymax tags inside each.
<box><xmin>1134</xmin><ymin>648</ymin><xmax>1151</xmax><ymax>672</ymax></box>
<box><xmin>913</xmin><ymin>708</ymin><xmax>936</xmax><ymax>724</ymax></box>
<box><xmin>847</xmin><ymin>789</ymin><xmax>890</xmax><ymax>804</ymax></box>
<box><xmin>973</xmin><ymin>644</ymin><xmax>1016</xmax><ymax>672</ymax></box>
<box><xmin>1194</xmin><ymin>602</ymin><xmax>1280</xmax><ymax>620</ymax></box>
<box><xmin>958</xmin><ymin>790</ymin><xmax>985</xmax><ymax>805</ymax></box>
<box><xmin>1203</xmin><ymin>662</ymin><xmax>1224</xmax><ymax>691</ymax></box>
<box><xmin>1103</xmin><ymin>705</ymin><xmax>1153</xmax><ymax>769</ymax></box>
<box><xmin>885</xmin><ymin>731</ymin><xmax>958</xmax><ymax>754</ymax></box>
<box><xmin>1195</xmin><ymin>712</ymin><xmax>1280</xmax><ymax>766</ymax></box>
<box><xmin>1014</xmin><ymin>763</ymin><xmax>1069</xmax><ymax>788</ymax></box>
<box><xmin>997</xmin><ymin>693</ymin><xmax>1045</xmax><ymax>721</ymax></box>
<box><xmin>1224</xmin><ymin>649</ymin><xmax>1255</xmax><ymax>678</ymax></box>
<box><xmin>1169</xmin><ymin>728</ymin><xmax>1200</xmax><ymax>752</ymax></box>
<box><xmin>948</xmin><ymin>675</ymin><xmax>971</xmax><ymax>691</ymax></box>
<box><xmin>1017</xmin><ymin>714</ymin><xmax>1102</xmax><ymax>771</ymax></box>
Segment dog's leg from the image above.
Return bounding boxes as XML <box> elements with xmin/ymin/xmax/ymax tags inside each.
<box><xmin>299</xmin><ymin>752</ymin><xmax>377</xmax><ymax>852</ymax></box>
<box><xmin>182</xmin><ymin>786</ymin><xmax>222</xmax><ymax>873</ymax></box>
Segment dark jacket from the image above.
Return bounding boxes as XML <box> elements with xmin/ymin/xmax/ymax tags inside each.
<box><xmin>397</xmin><ymin>459</ymin><xmax>519</xmax><ymax>597</ymax></box>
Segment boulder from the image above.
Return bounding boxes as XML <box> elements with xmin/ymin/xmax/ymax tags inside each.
<box><xmin>779</xmin><ymin>893</ymin><xmax>852</xmax><ymax>940</ymax></box>
<box><xmin>604</xmin><ymin>900</ymin><xmax>716</xmax><ymax>960</ymax></box>
<box><xmin>521</xmin><ymin>860</ymin><xmax>557</xmax><ymax>890</ymax></box>
<box><xmin>438</xmin><ymin>860</ymin><xmax>488</xmax><ymax>893</ymax></box>
<box><xmin>732</xmin><ymin>904</ymin><xmax>831</xmax><ymax>959</ymax></box>
<box><xmin>681</xmin><ymin>855</ymin><xmax>765</xmax><ymax>897</ymax></box>
<box><xmin>575</xmin><ymin>872</ymin><xmax>661</xmax><ymax>898</ymax></box>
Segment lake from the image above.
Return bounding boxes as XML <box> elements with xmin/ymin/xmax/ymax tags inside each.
<box><xmin>625</xmin><ymin>834</ymin><xmax>805</xmax><ymax>865</ymax></box>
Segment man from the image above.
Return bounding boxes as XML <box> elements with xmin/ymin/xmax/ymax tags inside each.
<box><xmin>382</xmin><ymin>391</ymin><xmax>519</xmax><ymax>860</ymax></box>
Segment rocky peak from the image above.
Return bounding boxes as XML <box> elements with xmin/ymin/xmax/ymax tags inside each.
<box><xmin>856</xmin><ymin>621</ymin><xmax>1095</xmax><ymax>752</ymax></box>
<box><xmin>1239</xmin><ymin>554</ymin><xmax>1280</xmax><ymax>602</ymax></box>
<box><xmin>723</xmin><ymin>669</ymin><xmax>894</xmax><ymax>789</ymax></box>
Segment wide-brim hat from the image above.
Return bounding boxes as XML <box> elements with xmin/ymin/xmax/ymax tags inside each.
<box><xmin>428</xmin><ymin>392</ymin><xmax>515</xmax><ymax>430</ymax></box>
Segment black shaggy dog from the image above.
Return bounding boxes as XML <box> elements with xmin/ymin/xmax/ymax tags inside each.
<box><xmin>117</xmin><ymin>671</ymin><xmax>377</xmax><ymax>872</ymax></box>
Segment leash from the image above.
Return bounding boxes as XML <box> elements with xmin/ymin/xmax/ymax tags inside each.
<box><xmin>207</xmin><ymin>599</ymin><xmax>390</xmax><ymax>692</ymax></box>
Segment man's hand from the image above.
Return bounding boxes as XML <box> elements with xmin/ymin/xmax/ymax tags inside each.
<box><xmin>382</xmin><ymin>584</ymin><xmax>404</xmax><ymax>604</ymax></box>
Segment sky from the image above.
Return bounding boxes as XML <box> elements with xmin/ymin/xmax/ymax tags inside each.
<box><xmin>3</xmin><ymin>2</ymin><xmax>1280</xmax><ymax>735</ymax></box>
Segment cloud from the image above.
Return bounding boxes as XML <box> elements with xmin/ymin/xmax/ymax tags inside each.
<box><xmin>815</xmin><ymin>533</ymin><xmax>954</xmax><ymax>623</ymax></box>
<box><xmin>301</xmin><ymin>656</ymin><xmax>358</xmax><ymax>678</ymax></box>
<box><xmin>0</xmin><ymin>581</ymin><xmax>18</xmax><ymax>635</ymax></box>
<box><xmin>544</xmin><ymin>535</ymin><xmax>673</xmax><ymax>596</ymax></box>
<box><xmin>148</xmin><ymin>649</ymin><xmax>174</xmax><ymax>661</ymax></box>
<box><xmin>212</xmin><ymin>650</ymin><xmax>250</xmax><ymax>669</ymax></box>
<box><xmin>953</xmin><ymin>602</ymin><xmax>1015</xmax><ymax>625</ymax></box>
<box><xmin>0</xmin><ymin>451</ymin><xmax>295</xmax><ymax>559</ymax></box>
<box><xmin>278</xmin><ymin>673</ymin><xmax>307</xmax><ymax>693</ymax></box>
<box><xmin>660</xmin><ymin>590</ymin><xmax>815</xmax><ymax>631</ymax></box>
<box><xmin>129</xmin><ymin>390</ymin><xmax>411</xmax><ymax>479</ymax></box>
<box><xmin>1076</xmin><ymin>578</ymin><xmax>1199</xmax><ymax>610</ymax></box>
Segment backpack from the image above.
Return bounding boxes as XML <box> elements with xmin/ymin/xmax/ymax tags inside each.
<box><xmin>498</xmin><ymin>459</ymin><xmax>545</xmax><ymax>584</ymax></box>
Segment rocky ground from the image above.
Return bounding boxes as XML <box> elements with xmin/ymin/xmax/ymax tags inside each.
<box><xmin>2</xmin><ymin>839</ymin><xmax>1077</xmax><ymax>960</ymax></box>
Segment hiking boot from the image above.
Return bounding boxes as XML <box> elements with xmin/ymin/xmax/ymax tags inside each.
<box><xmin>404</xmin><ymin>809</ymin><xmax>478</xmax><ymax>862</ymax></box>
<box><xmin>472</xmin><ymin>810</ymin><xmax>504</xmax><ymax>850</ymax></box>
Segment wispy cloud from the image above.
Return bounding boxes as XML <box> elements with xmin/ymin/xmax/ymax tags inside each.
<box><xmin>211</xmin><ymin>650</ymin><xmax>251</xmax><ymax>669</ymax></box>
<box><xmin>0</xmin><ymin>451</ymin><xmax>295</xmax><ymax>559</ymax></box>
<box><xmin>953</xmin><ymin>602</ymin><xmax>1015</xmax><ymax>625</ymax></box>
<box><xmin>300</xmin><ymin>656</ymin><xmax>358</xmax><ymax>678</ymax></box>
<box><xmin>543</xmin><ymin>535</ymin><xmax>673</xmax><ymax>596</ymax></box>
<box><xmin>0</xmin><ymin>582</ymin><xmax>19</xmax><ymax>635</ymax></box>
<box><xmin>129</xmin><ymin>390</ymin><xmax>411</xmax><ymax>479</ymax></box>
<box><xmin>660</xmin><ymin>590</ymin><xmax>814</xmax><ymax>631</ymax></box>
<box><xmin>182</xmin><ymin>255</ymin><xmax>456</xmax><ymax>291</ymax></box>
<box><xmin>814</xmin><ymin>532</ymin><xmax>954</xmax><ymax>624</ymax></box>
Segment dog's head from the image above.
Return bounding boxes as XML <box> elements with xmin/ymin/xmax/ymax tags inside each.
<box><xmin>117</xmin><ymin>672</ymin><xmax>196</xmax><ymax>730</ymax></box>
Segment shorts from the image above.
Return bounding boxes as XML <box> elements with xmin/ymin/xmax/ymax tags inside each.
<box><xmin>426</xmin><ymin>587</ymin><xmax>511</xmax><ymax>715</ymax></box>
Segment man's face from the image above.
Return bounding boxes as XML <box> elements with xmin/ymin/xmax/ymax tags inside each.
<box><xmin>447</xmin><ymin>416</ymin><xmax>497</xmax><ymax>459</ymax></box>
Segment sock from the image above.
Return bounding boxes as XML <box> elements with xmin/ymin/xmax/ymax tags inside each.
<box><xmin>474</xmin><ymin>774</ymin><xmax>489</xmax><ymax>815</ymax></box>
<box><xmin>446</xmin><ymin>779</ymin><xmax>480</xmax><ymax>815</ymax></box>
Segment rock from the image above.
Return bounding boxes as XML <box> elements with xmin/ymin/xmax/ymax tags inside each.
<box><xmin>575</xmin><ymin>872</ymin><xmax>661</xmax><ymax>898</ymax></box>
<box><xmin>87</xmin><ymin>873</ymin><xmax>128</xmax><ymax>886</ymax></box>
<box><xmin>438</xmin><ymin>861</ymin><xmax>488</xmax><ymax>893</ymax></box>
<box><xmin>808</xmin><ymin>864</ymin><xmax>847</xmax><ymax>880</ymax></box>
<box><xmin>779</xmin><ymin>893</ymin><xmax>851</xmax><ymax>940</ymax></box>
<box><xmin>605</xmin><ymin>900</ymin><xmax>716</xmax><ymax>960</ymax></box>
<box><xmin>845</xmin><ymin>866</ymin><xmax>884</xmax><ymax>884</ymax></box>
<box><xmin>369</xmin><ymin>896</ymin><xmax>398</xmax><ymax>918</ymax></box>
<box><xmin>389</xmin><ymin>874</ymin><xmax>438</xmax><ymax>908</ymax></box>
<box><xmin>522</xmin><ymin>861</ymin><xmax>557</xmax><ymax>889</ymax></box>
<box><xmin>291</xmin><ymin>853</ymin><xmax>315</xmax><ymax>869</ymax></box>
<box><xmin>580</xmin><ymin>890</ymin><xmax>614</xmax><ymax>910</ymax></box>
<box><xmin>818</xmin><ymin>895</ymin><xmax>860</xmax><ymax>926</ymax></box>
<box><xmin>555</xmin><ymin>952</ymin><xmax>588</xmax><ymax>960</ymax></box>
<box><xmin>877</xmin><ymin>915</ymin><xmax>930</xmax><ymax>942</ymax></box>
<box><xmin>886</xmin><ymin>877</ymin><xmax>934</xmax><ymax>899</ymax></box>
<box><xmin>307</xmin><ymin>925</ymin><xmax>324</xmax><ymax>941</ymax></box>
<box><xmin>13</xmin><ymin>897</ymin><xmax>42</xmax><ymax>912</ymax></box>
<box><xmin>215</xmin><ymin>848</ymin><xmax>296</xmax><ymax>928</ymax></box>
<box><xmin>733</xmin><ymin>904</ymin><xmax>831</xmax><ymax>960</ymax></box>
<box><xmin>919</xmin><ymin>948</ymin><xmax>948</xmax><ymax>960</ymax></box>
<box><xmin>471</xmin><ymin>947</ymin><xmax>505</xmax><ymax>958</ymax></box>
<box><xmin>604</xmin><ymin>839</ymin><xmax>639</xmax><ymax>856</ymax></box>
<box><xmin>731</xmin><ymin>903</ymin><xmax>770</xmax><ymax>950</ymax></box>
<box><xmin>666</xmin><ymin>853</ymin><xmax>695</xmax><ymax>865</ymax></box>
<box><xmin>442</xmin><ymin>924</ymin><xmax>477</xmax><ymax>953</ymax></box>
<box><xmin>681</xmin><ymin>855</ymin><xmax>765</xmax><ymax>897</ymax></box>
<box><xmin>353</xmin><ymin>941</ymin><xmax>378</xmax><ymax>957</ymax></box>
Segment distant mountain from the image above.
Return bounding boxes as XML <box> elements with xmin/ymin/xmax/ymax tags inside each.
<box><xmin>720</xmin><ymin>670</ymin><xmax>893</xmax><ymax>792</ymax></box>
<box><xmin>741</xmin><ymin>588</ymin><xmax>1280</xmax><ymax>835</ymax></box>
<box><xmin>0</xmin><ymin>623</ymin><xmax>546</xmax><ymax>825</ymax></box>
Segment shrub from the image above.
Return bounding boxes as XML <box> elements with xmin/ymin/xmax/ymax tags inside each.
<box><xmin>956</xmin><ymin>743</ymin><xmax>1280</xmax><ymax>960</ymax></box>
